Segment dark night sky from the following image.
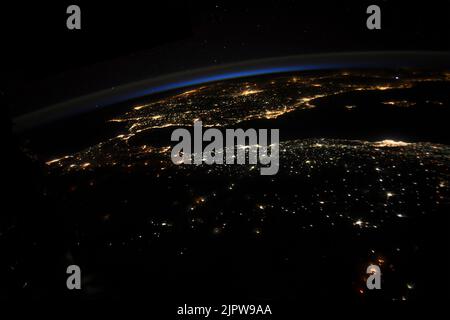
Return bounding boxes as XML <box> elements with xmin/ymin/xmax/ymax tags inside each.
<box><xmin>0</xmin><ymin>0</ymin><xmax>449</xmax><ymax>114</ymax></box>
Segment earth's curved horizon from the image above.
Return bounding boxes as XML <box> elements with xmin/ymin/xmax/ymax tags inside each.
<box><xmin>12</xmin><ymin>51</ymin><xmax>450</xmax><ymax>132</ymax></box>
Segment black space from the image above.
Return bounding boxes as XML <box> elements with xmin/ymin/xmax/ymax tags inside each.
<box><xmin>0</xmin><ymin>0</ymin><xmax>449</xmax><ymax>111</ymax></box>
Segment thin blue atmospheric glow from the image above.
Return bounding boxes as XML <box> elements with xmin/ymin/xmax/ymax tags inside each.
<box><xmin>138</xmin><ymin>65</ymin><xmax>323</xmax><ymax>96</ymax></box>
<box><xmin>16</xmin><ymin>62</ymin><xmax>356</xmax><ymax>130</ymax></box>
<box><xmin>109</xmin><ymin>63</ymin><xmax>345</xmax><ymax>105</ymax></box>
